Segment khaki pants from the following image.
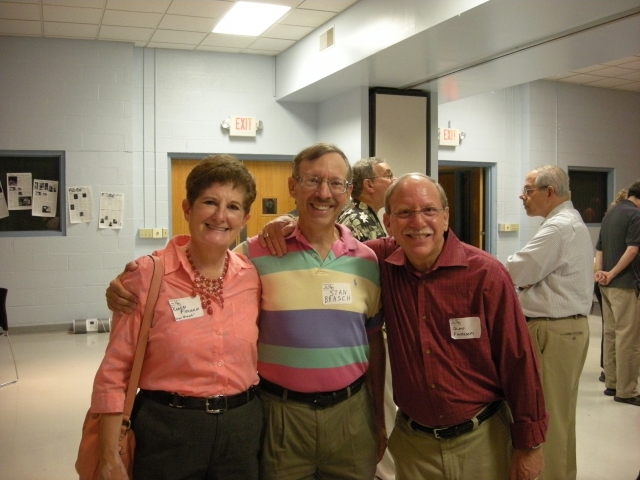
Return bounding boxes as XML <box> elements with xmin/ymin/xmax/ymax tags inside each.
<box><xmin>389</xmin><ymin>402</ymin><xmax>513</xmax><ymax>480</ymax></box>
<box><xmin>601</xmin><ymin>286</ymin><xmax>640</xmax><ymax>398</ymax></box>
<box><xmin>259</xmin><ymin>386</ymin><xmax>377</xmax><ymax>480</ymax></box>
<box><xmin>527</xmin><ymin>315</ymin><xmax>589</xmax><ymax>480</ymax></box>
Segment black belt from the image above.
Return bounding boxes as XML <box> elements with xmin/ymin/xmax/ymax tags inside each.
<box><xmin>401</xmin><ymin>400</ymin><xmax>503</xmax><ymax>439</ymax></box>
<box><xmin>526</xmin><ymin>314</ymin><xmax>586</xmax><ymax>321</ymax></box>
<box><xmin>140</xmin><ymin>386</ymin><xmax>257</xmax><ymax>413</ymax></box>
<box><xmin>259</xmin><ymin>375</ymin><xmax>365</xmax><ymax>408</ymax></box>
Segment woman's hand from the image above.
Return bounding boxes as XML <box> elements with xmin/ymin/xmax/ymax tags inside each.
<box><xmin>98</xmin><ymin>413</ymin><xmax>130</xmax><ymax>480</ymax></box>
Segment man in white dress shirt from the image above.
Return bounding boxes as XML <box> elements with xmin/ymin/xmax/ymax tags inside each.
<box><xmin>506</xmin><ymin>165</ymin><xmax>593</xmax><ymax>480</ymax></box>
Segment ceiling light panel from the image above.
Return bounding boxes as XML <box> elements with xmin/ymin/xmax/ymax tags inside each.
<box><xmin>213</xmin><ymin>2</ymin><xmax>291</xmax><ymax>36</ymax></box>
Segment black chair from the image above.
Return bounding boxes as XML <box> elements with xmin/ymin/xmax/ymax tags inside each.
<box><xmin>0</xmin><ymin>287</ymin><xmax>18</xmax><ymax>387</ymax></box>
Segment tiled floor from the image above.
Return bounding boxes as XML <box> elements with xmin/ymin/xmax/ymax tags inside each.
<box><xmin>1</xmin><ymin>314</ymin><xmax>639</xmax><ymax>480</ymax></box>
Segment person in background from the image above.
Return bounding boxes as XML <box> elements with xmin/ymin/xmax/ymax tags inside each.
<box><xmin>94</xmin><ymin>156</ymin><xmax>262</xmax><ymax>479</ymax></box>
<box><xmin>595</xmin><ymin>179</ymin><xmax>640</xmax><ymax>406</ymax></box>
<box><xmin>595</xmin><ymin>189</ymin><xmax>628</xmax><ymax>383</ymax></box>
<box><xmin>260</xmin><ymin>173</ymin><xmax>548</xmax><ymax>480</ymax></box>
<box><xmin>506</xmin><ymin>165</ymin><xmax>592</xmax><ymax>480</ymax></box>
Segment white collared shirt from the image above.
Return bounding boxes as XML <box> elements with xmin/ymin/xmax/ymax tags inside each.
<box><xmin>506</xmin><ymin>201</ymin><xmax>594</xmax><ymax>317</ymax></box>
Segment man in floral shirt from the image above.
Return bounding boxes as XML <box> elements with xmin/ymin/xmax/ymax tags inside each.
<box><xmin>338</xmin><ymin>157</ymin><xmax>395</xmax><ymax>242</ymax></box>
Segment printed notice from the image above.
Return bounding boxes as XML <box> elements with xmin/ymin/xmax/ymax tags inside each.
<box><xmin>32</xmin><ymin>179</ymin><xmax>58</xmax><ymax>217</ymax></box>
<box><xmin>68</xmin><ymin>186</ymin><xmax>93</xmax><ymax>223</ymax></box>
<box><xmin>169</xmin><ymin>296</ymin><xmax>204</xmax><ymax>321</ymax></box>
<box><xmin>99</xmin><ymin>192</ymin><xmax>124</xmax><ymax>229</ymax></box>
<box><xmin>322</xmin><ymin>283</ymin><xmax>353</xmax><ymax>305</ymax></box>
<box><xmin>449</xmin><ymin>317</ymin><xmax>482</xmax><ymax>339</ymax></box>
<box><xmin>0</xmin><ymin>183</ymin><xmax>8</xmax><ymax>219</ymax></box>
<box><xmin>7</xmin><ymin>173</ymin><xmax>32</xmax><ymax>210</ymax></box>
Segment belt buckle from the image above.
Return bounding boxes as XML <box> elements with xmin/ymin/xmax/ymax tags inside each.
<box><xmin>312</xmin><ymin>393</ymin><xmax>334</xmax><ymax>408</ymax></box>
<box><xmin>432</xmin><ymin>426</ymin><xmax>449</xmax><ymax>439</ymax></box>
<box><xmin>206</xmin><ymin>395</ymin><xmax>227</xmax><ymax>413</ymax></box>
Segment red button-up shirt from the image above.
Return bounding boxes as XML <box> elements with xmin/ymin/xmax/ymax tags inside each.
<box><xmin>366</xmin><ymin>231</ymin><xmax>547</xmax><ymax>449</ymax></box>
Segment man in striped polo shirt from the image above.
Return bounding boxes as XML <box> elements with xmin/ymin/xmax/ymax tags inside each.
<box><xmin>238</xmin><ymin>143</ymin><xmax>385</xmax><ymax>480</ymax></box>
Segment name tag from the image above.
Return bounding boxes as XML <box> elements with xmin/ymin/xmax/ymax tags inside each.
<box><xmin>322</xmin><ymin>283</ymin><xmax>353</xmax><ymax>305</ymax></box>
<box><xmin>449</xmin><ymin>317</ymin><xmax>481</xmax><ymax>339</ymax></box>
<box><xmin>169</xmin><ymin>296</ymin><xmax>204</xmax><ymax>321</ymax></box>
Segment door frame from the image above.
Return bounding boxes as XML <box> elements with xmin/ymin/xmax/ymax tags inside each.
<box><xmin>438</xmin><ymin>160</ymin><xmax>497</xmax><ymax>255</ymax></box>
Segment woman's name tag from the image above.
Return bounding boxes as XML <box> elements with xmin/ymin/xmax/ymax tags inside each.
<box><xmin>169</xmin><ymin>296</ymin><xmax>204</xmax><ymax>321</ymax></box>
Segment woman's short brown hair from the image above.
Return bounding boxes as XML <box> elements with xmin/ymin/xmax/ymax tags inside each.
<box><xmin>186</xmin><ymin>155</ymin><xmax>257</xmax><ymax>213</ymax></box>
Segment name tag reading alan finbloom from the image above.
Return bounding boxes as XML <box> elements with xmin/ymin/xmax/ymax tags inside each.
<box><xmin>449</xmin><ymin>316</ymin><xmax>481</xmax><ymax>339</ymax></box>
<box><xmin>322</xmin><ymin>283</ymin><xmax>353</xmax><ymax>305</ymax></box>
<box><xmin>169</xmin><ymin>296</ymin><xmax>204</xmax><ymax>321</ymax></box>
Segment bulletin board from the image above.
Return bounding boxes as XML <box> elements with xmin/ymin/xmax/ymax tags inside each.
<box><xmin>0</xmin><ymin>151</ymin><xmax>66</xmax><ymax>236</ymax></box>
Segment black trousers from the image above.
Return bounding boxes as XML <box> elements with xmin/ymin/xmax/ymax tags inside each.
<box><xmin>131</xmin><ymin>392</ymin><xmax>263</xmax><ymax>480</ymax></box>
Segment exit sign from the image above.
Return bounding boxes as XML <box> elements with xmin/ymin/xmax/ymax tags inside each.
<box><xmin>440</xmin><ymin>128</ymin><xmax>460</xmax><ymax>146</ymax></box>
<box><xmin>230</xmin><ymin>116</ymin><xmax>257</xmax><ymax>137</ymax></box>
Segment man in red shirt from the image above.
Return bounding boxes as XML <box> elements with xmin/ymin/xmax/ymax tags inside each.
<box><xmin>366</xmin><ymin>173</ymin><xmax>548</xmax><ymax>480</ymax></box>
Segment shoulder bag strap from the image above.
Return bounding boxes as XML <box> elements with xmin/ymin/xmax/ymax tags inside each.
<box><xmin>122</xmin><ymin>255</ymin><xmax>164</xmax><ymax>421</ymax></box>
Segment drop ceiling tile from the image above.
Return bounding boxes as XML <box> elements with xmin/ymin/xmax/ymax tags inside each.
<box><xmin>102</xmin><ymin>10</ymin><xmax>162</xmax><ymax>28</ymax></box>
<box><xmin>617</xmin><ymin>71</ymin><xmax>640</xmax><ymax>82</ymax></box>
<box><xmin>105</xmin><ymin>0</ymin><xmax>171</xmax><ymax>14</ymax></box>
<box><xmin>558</xmin><ymin>73</ymin><xmax>607</xmax><ymax>84</ymax></box>
<box><xmin>573</xmin><ymin>64</ymin><xmax>608</xmax><ymax>74</ymax></box>
<box><xmin>602</xmin><ymin>55</ymin><xmax>640</xmax><ymax>66</ymax></box>
<box><xmin>0</xmin><ymin>2</ymin><xmax>40</xmax><ymax>20</ymax></box>
<box><xmin>588</xmin><ymin>66</ymin><xmax>638</xmax><ymax>78</ymax></box>
<box><xmin>263</xmin><ymin>23</ymin><xmax>313</xmax><ymax>40</ymax></box>
<box><xmin>249</xmin><ymin>37</ymin><xmax>295</xmax><ymax>51</ymax></box>
<box><xmin>614</xmin><ymin>82</ymin><xmax>640</xmax><ymax>92</ymax></box>
<box><xmin>166</xmin><ymin>0</ymin><xmax>231</xmax><ymax>18</ymax></box>
<box><xmin>146</xmin><ymin>41</ymin><xmax>195</xmax><ymax>50</ymax></box>
<box><xmin>99</xmin><ymin>24</ymin><xmax>154</xmax><ymax>42</ymax></box>
<box><xmin>158</xmin><ymin>14</ymin><xmax>216</xmax><ymax>33</ymax></box>
<box><xmin>549</xmin><ymin>72</ymin><xmax>580</xmax><ymax>80</ymax></box>
<box><xmin>615</xmin><ymin>59</ymin><xmax>640</xmax><ymax>71</ymax></box>
<box><xmin>298</xmin><ymin>0</ymin><xmax>357</xmax><ymax>12</ymax></box>
<box><xmin>0</xmin><ymin>18</ymin><xmax>40</xmax><ymax>35</ymax></box>
<box><xmin>150</xmin><ymin>29</ymin><xmax>207</xmax><ymax>44</ymax></box>
<box><xmin>0</xmin><ymin>0</ymin><xmax>39</xmax><ymax>4</ymax></box>
<box><xmin>43</xmin><ymin>0</ymin><xmax>105</xmax><ymax>8</ymax></box>
<box><xmin>44</xmin><ymin>21</ymin><xmax>99</xmax><ymax>38</ymax></box>
<box><xmin>280</xmin><ymin>8</ymin><xmax>335</xmax><ymax>27</ymax></box>
<box><xmin>242</xmin><ymin>48</ymin><xmax>280</xmax><ymax>56</ymax></box>
<box><xmin>196</xmin><ymin>45</ymin><xmax>241</xmax><ymax>54</ymax></box>
<box><xmin>201</xmin><ymin>32</ymin><xmax>254</xmax><ymax>48</ymax></box>
<box><xmin>584</xmin><ymin>77</ymin><xmax>634</xmax><ymax>88</ymax></box>
<box><xmin>43</xmin><ymin>5</ymin><xmax>103</xmax><ymax>24</ymax></box>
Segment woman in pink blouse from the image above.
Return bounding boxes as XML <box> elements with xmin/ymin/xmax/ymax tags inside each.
<box><xmin>91</xmin><ymin>155</ymin><xmax>262</xmax><ymax>480</ymax></box>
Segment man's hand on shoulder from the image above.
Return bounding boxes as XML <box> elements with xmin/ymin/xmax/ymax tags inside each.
<box><xmin>257</xmin><ymin>215</ymin><xmax>296</xmax><ymax>257</ymax></box>
<box><xmin>105</xmin><ymin>261</ymin><xmax>140</xmax><ymax>314</ymax></box>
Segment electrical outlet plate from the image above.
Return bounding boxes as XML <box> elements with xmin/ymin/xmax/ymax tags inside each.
<box><xmin>139</xmin><ymin>228</ymin><xmax>153</xmax><ymax>238</ymax></box>
<box><xmin>162</xmin><ymin>228</ymin><xmax>169</xmax><ymax>238</ymax></box>
<box><xmin>152</xmin><ymin>228</ymin><xmax>162</xmax><ymax>238</ymax></box>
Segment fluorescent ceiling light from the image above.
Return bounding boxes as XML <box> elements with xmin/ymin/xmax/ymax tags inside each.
<box><xmin>213</xmin><ymin>2</ymin><xmax>291</xmax><ymax>36</ymax></box>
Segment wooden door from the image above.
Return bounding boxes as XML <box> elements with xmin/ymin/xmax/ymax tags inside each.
<box><xmin>171</xmin><ymin>158</ymin><xmax>295</xmax><ymax>242</ymax></box>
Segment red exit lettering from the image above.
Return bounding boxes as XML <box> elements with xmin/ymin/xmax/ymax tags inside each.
<box><xmin>235</xmin><ymin>117</ymin><xmax>252</xmax><ymax>130</ymax></box>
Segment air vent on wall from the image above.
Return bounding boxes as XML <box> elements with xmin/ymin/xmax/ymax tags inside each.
<box><xmin>320</xmin><ymin>26</ymin><xmax>335</xmax><ymax>51</ymax></box>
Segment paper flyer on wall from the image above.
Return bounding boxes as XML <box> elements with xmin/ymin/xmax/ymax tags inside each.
<box><xmin>67</xmin><ymin>186</ymin><xmax>93</xmax><ymax>223</ymax></box>
<box><xmin>99</xmin><ymin>192</ymin><xmax>124</xmax><ymax>229</ymax></box>
<box><xmin>0</xmin><ymin>183</ymin><xmax>8</xmax><ymax>219</ymax></box>
<box><xmin>32</xmin><ymin>179</ymin><xmax>58</xmax><ymax>217</ymax></box>
<box><xmin>7</xmin><ymin>172</ymin><xmax>33</xmax><ymax>210</ymax></box>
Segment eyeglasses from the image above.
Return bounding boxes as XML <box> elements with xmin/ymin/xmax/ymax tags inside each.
<box><xmin>368</xmin><ymin>172</ymin><xmax>395</xmax><ymax>180</ymax></box>
<box><xmin>391</xmin><ymin>207</ymin><xmax>444</xmax><ymax>219</ymax></box>
<box><xmin>295</xmin><ymin>174</ymin><xmax>351</xmax><ymax>194</ymax></box>
<box><xmin>521</xmin><ymin>186</ymin><xmax>548</xmax><ymax>196</ymax></box>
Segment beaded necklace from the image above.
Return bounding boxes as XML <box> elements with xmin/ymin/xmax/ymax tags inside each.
<box><xmin>185</xmin><ymin>245</ymin><xmax>228</xmax><ymax>313</ymax></box>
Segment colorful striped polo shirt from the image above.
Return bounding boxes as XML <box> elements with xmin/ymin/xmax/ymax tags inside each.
<box><xmin>239</xmin><ymin>224</ymin><xmax>382</xmax><ymax>393</ymax></box>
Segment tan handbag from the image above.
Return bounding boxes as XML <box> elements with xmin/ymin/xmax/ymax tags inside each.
<box><xmin>75</xmin><ymin>255</ymin><xmax>164</xmax><ymax>480</ymax></box>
